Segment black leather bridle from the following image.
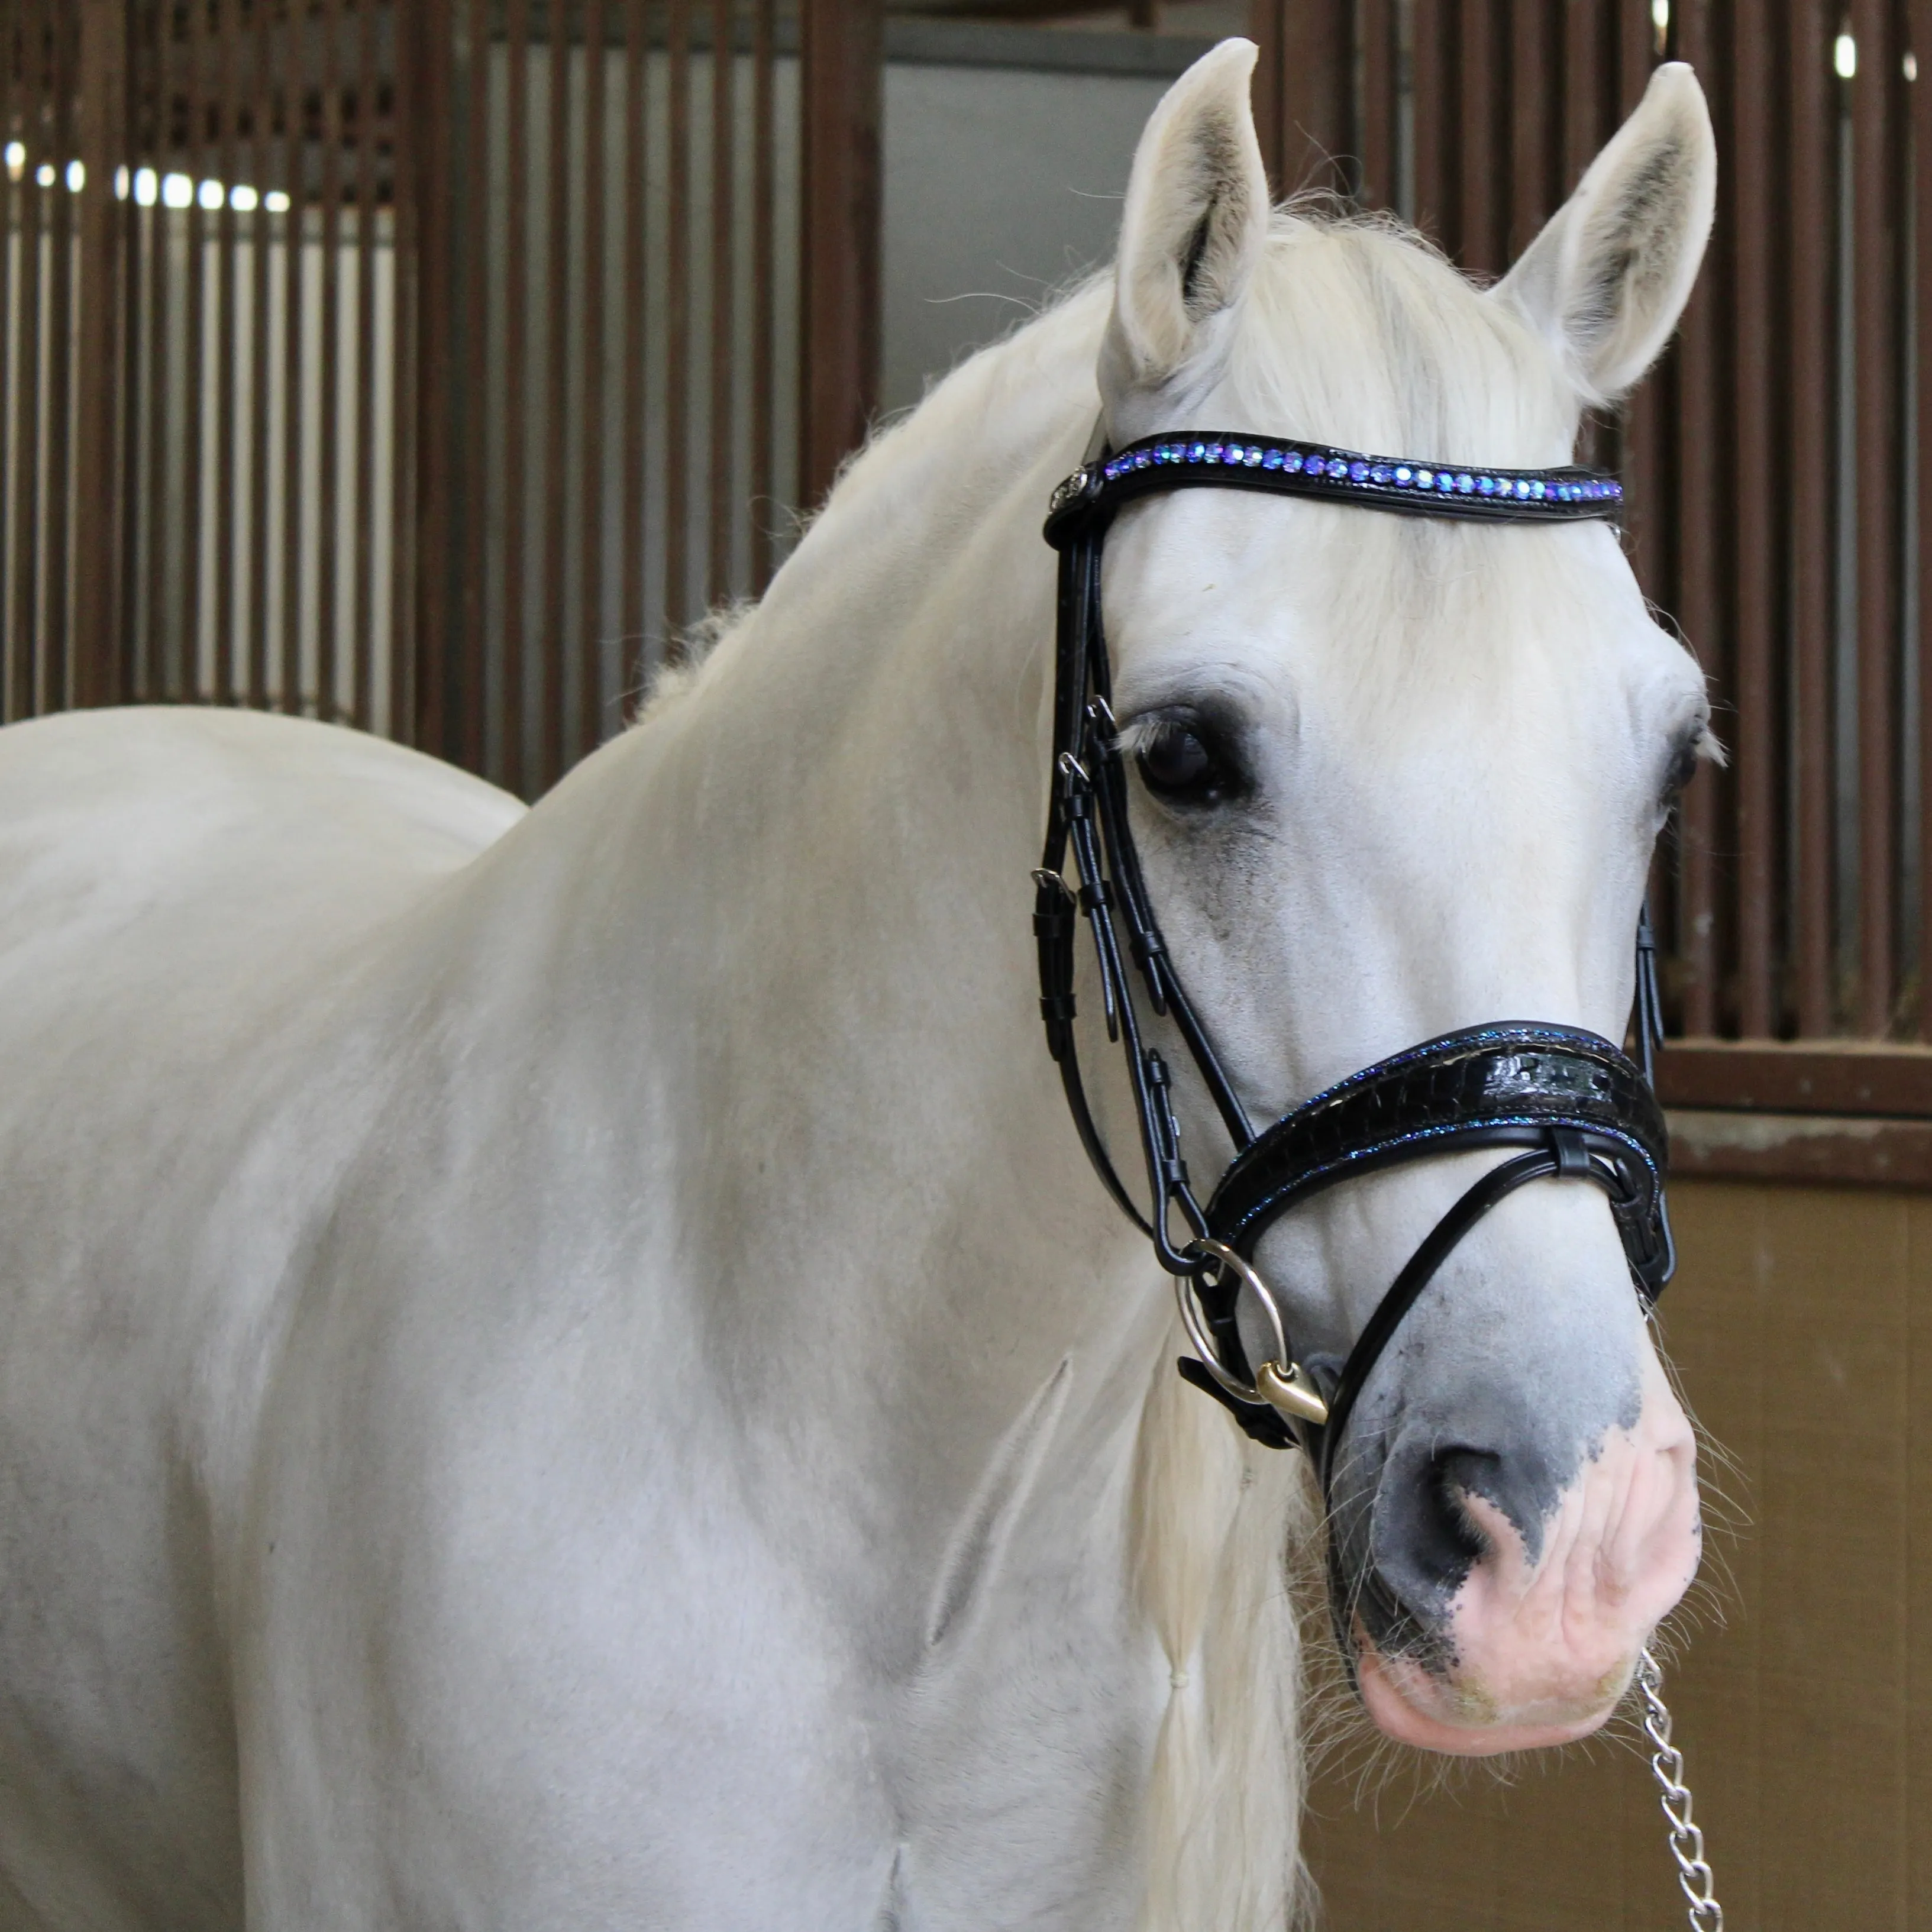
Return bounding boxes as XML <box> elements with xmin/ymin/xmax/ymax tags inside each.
<box><xmin>1033</xmin><ymin>427</ymin><xmax>1675</xmax><ymax>1497</ymax></box>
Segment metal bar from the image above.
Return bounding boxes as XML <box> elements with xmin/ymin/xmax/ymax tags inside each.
<box><xmin>503</xmin><ymin>0</ymin><xmax>528</xmax><ymax>790</ymax></box>
<box><xmin>178</xmin><ymin>0</ymin><xmax>206</xmax><ymax>703</ymax></box>
<box><xmin>44</xmin><ymin>0</ymin><xmax>78</xmax><ymax>710</ymax></box>
<box><xmin>1616</xmin><ymin>0</ymin><xmax>1662</xmax><ymax>603</ymax></box>
<box><xmin>214</xmin><ymin>0</ymin><xmax>239</xmax><ymax>702</ymax></box>
<box><xmin>750</xmin><ymin>0</ymin><xmax>774</xmax><ymax>589</ymax></box>
<box><xmin>280</xmin><ymin>0</ymin><xmax>305</xmax><ymax>712</ymax></box>
<box><xmin>665</xmin><ymin>0</ymin><xmax>689</xmax><ymax>637</ymax></box>
<box><xmin>351</xmin><ymin>0</ymin><xmax>376</xmax><ymax>728</ymax></box>
<box><xmin>579</xmin><ymin>0</ymin><xmax>606</xmax><ymax>758</ymax></box>
<box><xmin>621</xmin><ymin>0</ymin><xmax>645</xmax><ymax>675</ymax></box>
<box><xmin>1674</xmin><ymin>0</ymin><xmax>1719</xmax><ymax>1033</ymax></box>
<box><xmin>248</xmin><ymin>0</ymin><xmax>275</xmax><ymax>706</ymax></box>
<box><xmin>316</xmin><ymin>0</ymin><xmax>341</xmax><ymax>719</ymax></box>
<box><xmin>797</xmin><ymin>0</ymin><xmax>880</xmax><ymax>511</ymax></box>
<box><xmin>73</xmin><ymin>0</ymin><xmax>128</xmax><ymax>710</ymax></box>
<box><xmin>538</xmin><ymin>0</ymin><xmax>568</xmax><ymax>789</ymax></box>
<box><xmin>1852</xmin><ymin>0</ymin><xmax>1901</xmax><ymax>1033</ymax></box>
<box><xmin>1792</xmin><ymin>0</ymin><xmax>1835</xmax><ymax>1034</ymax></box>
<box><xmin>707</xmin><ymin>0</ymin><xmax>733</xmax><ymax>608</ymax></box>
<box><xmin>1733</xmin><ymin>0</ymin><xmax>1776</xmax><ymax>1036</ymax></box>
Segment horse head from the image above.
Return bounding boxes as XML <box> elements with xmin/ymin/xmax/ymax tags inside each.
<box><xmin>1082</xmin><ymin>41</ymin><xmax>1716</xmax><ymax>1757</ymax></box>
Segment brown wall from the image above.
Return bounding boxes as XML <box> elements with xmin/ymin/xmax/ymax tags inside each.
<box><xmin>1304</xmin><ymin>1178</ymin><xmax>1932</xmax><ymax>1929</ymax></box>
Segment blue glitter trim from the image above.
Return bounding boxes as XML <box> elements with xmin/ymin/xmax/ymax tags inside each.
<box><xmin>1086</xmin><ymin>434</ymin><xmax>1621</xmax><ymax>518</ymax></box>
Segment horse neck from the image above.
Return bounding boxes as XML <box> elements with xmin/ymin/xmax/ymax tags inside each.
<box><xmin>512</xmin><ymin>283</ymin><xmax>1167</xmax><ymax>1563</ymax></box>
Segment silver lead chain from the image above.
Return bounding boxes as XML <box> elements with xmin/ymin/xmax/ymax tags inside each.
<box><xmin>1636</xmin><ymin>1647</ymin><xmax>1723</xmax><ymax>1932</ymax></box>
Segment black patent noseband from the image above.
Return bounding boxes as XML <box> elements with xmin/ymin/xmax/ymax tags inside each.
<box><xmin>1035</xmin><ymin>427</ymin><xmax>1673</xmax><ymax>1494</ymax></box>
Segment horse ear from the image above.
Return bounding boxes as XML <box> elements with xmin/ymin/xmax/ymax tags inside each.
<box><xmin>1100</xmin><ymin>39</ymin><xmax>1271</xmax><ymax>431</ymax></box>
<box><xmin>1493</xmin><ymin>63</ymin><xmax>1715</xmax><ymax>403</ymax></box>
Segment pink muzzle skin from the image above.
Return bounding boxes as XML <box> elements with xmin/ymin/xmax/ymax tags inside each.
<box><xmin>1353</xmin><ymin>1366</ymin><xmax>1702</xmax><ymax>1757</ymax></box>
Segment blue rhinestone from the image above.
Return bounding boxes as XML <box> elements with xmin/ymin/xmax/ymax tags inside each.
<box><xmin>1477</xmin><ymin>476</ymin><xmax>1497</xmax><ymax>495</ymax></box>
<box><xmin>1223</xmin><ymin>444</ymin><xmax>1243</xmax><ymax>463</ymax></box>
<box><xmin>1262</xmin><ymin>447</ymin><xmax>1284</xmax><ymax>469</ymax></box>
<box><xmin>1206</xmin><ymin>442</ymin><xmax>1226</xmax><ymax>463</ymax></box>
<box><xmin>1511</xmin><ymin>479</ymin><xmax>1529</xmax><ymax>499</ymax></box>
<box><xmin>1416</xmin><ymin>467</ymin><xmax>1433</xmax><ymax>487</ymax></box>
<box><xmin>1456</xmin><ymin>472</ymin><xmax>1474</xmax><ymax>493</ymax></box>
<box><xmin>1133</xmin><ymin>448</ymin><xmax>1152</xmax><ymax>469</ymax></box>
<box><xmin>1325</xmin><ymin>457</ymin><xmax>1348</xmax><ymax>479</ymax></box>
<box><xmin>1244</xmin><ymin>445</ymin><xmax>1264</xmax><ymax>467</ymax></box>
<box><xmin>1188</xmin><ymin>442</ymin><xmax>1207</xmax><ymax>462</ymax></box>
<box><xmin>1347</xmin><ymin>460</ymin><xmax>1368</xmax><ymax>482</ymax></box>
<box><xmin>1530</xmin><ymin>478</ymin><xmax>1545</xmax><ymax>499</ymax></box>
<box><xmin>1437</xmin><ymin>471</ymin><xmax>1455</xmax><ymax>492</ymax></box>
<box><xmin>1609</xmin><ymin>480</ymin><xmax>1623</xmax><ymax>498</ymax></box>
<box><xmin>1394</xmin><ymin>465</ymin><xmax>1413</xmax><ymax>485</ymax></box>
<box><xmin>1284</xmin><ymin>451</ymin><xmax>1304</xmax><ymax>472</ymax></box>
<box><xmin>1370</xmin><ymin>463</ymin><xmax>1391</xmax><ymax>483</ymax></box>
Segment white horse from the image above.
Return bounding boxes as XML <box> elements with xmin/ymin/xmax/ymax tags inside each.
<box><xmin>0</xmin><ymin>43</ymin><xmax>1715</xmax><ymax>1931</ymax></box>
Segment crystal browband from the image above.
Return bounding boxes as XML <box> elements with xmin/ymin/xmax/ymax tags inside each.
<box><xmin>1046</xmin><ymin>431</ymin><xmax>1623</xmax><ymax>535</ymax></box>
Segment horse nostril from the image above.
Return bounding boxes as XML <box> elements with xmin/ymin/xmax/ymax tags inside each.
<box><xmin>1370</xmin><ymin>1445</ymin><xmax>1497</xmax><ymax>1627</ymax></box>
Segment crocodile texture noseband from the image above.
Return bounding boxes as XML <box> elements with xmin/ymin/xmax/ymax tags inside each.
<box><xmin>1035</xmin><ymin>426</ymin><xmax>1673</xmax><ymax>1496</ymax></box>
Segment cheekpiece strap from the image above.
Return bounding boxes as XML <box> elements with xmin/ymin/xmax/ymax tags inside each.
<box><xmin>1046</xmin><ymin>431</ymin><xmax>1622</xmax><ymax>547</ymax></box>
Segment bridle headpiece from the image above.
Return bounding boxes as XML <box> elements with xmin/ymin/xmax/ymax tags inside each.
<box><xmin>1034</xmin><ymin>427</ymin><xmax>1673</xmax><ymax>1495</ymax></box>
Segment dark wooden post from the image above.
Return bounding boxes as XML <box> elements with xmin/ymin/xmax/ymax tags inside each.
<box><xmin>72</xmin><ymin>0</ymin><xmax>127</xmax><ymax>709</ymax></box>
<box><xmin>1249</xmin><ymin>0</ymin><xmax>1353</xmax><ymax>200</ymax></box>
<box><xmin>799</xmin><ymin>0</ymin><xmax>881</xmax><ymax>511</ymax></box>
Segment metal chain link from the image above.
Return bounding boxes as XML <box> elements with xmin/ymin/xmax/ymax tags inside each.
<box><xmin>1637</xmin><ymin>1647</ymin><xmax>1723</xmax><ymax>1931</ymax></box>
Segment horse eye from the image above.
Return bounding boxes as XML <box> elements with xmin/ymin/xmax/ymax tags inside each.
<box><xmin>1663</xmin><ymin>730</ymin><xmax>1705</xmax><ymax>806</ymax></box>
<box><xmin>1136</xmin><ymin>720</ymin><xmax>1235</xmax><ymax>803</ymax></box>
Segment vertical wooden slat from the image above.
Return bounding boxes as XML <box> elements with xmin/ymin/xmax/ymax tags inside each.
<box><xmin>351</xmin><ymin>0</ymin><xmax>376</xmax><ymax>727</ymax></box>
<box><xmin>1675</xmin><ymin>0</ymin><xmax>1720</xmax><ymax>1035</ymax></box>
<box><xmin>248</xmin><ymin>0</ymin><xmax>275</xmax><ymax>706</ymax></box>
<box><xmin>1618</xmin><ymin>0</ymin><xmax>1664</xmax><ymax>603</ymax></box>
<box><xmin>142</xmin><ymin>0</ymin><xmax>173</xmax><ymax>705</ymax></box>
<box><xmin>1274</xmin><ymin>0</ymin><xmax>1351</xmax><ymax>198</ymax></box>
<box><xmin>1792</xmin><ymin>0</ymin><xmax>1836</xmax><ymax>1035</ymax></box>
<box><xmin>44</xmin><ymin>0</ymin><xmax>78</xmax><ymax>710</ymax></box>
<box><xmin>178</xmin><ymin>0</ymin><xmax>206</xmax><ymax>703</ymax></box>
<box><xmin>750</xmin><ymin>0</ymin><xmax>774</xmax><ymax>589</ymax></box>
<box><xmin>1248</xmin><ymin>0</ymin><xmax>1285</xmax><ymax>193</ymax></box>
<box><xmin>665</xmin><ymin>0</ymin><xmax>689</xmax><ymax>635</ymax></box>
<box><xmin>1507</xmin><ymin>0</ymin><xmax>1546</xmax><ymax>259</ymax></box>
<box><xmin>539</xmin><ymin>0</ymin><xmax>568</xmax><ymax>790</ymax></box>
<box><xmin>707</xmin><ymin>0</ymin><xmax>733</xmax><ymax>607</ymax></box>
<box><xmin>215</xmin><ymin>0</ymin><xmax>240</xmax><ymax>702</ymax></box>
<box><xmin>1410</xmin><ymin>0</ymin><xmax>1448</xmax><ymax>244</ymax></box>
<box><xmin>797</xmin><ymin>0</ymin><xmax>879</xmax><ymax>511</ymax></box>
<box><xmin>6</xmin><ymin>1</ymin><xmax>41</xmax><ymax>720</ymax></box>
<box><xmin>74</xmin><ymin>0</ymin><xmax>128</xmax><ymax>710</ymax></box>
<box><xmin>579</xmin><ymin>0</ymin><xmax>606</xmax><ymax>758</ymax></box>
<box><xmin>1852</xmin><ymin>0</ymin><xmax>1902</xmax><ymax>1033</ymax></box>
<box><xmin>1917</xmin><ymin>0</ymin><xmax>1932</xmax><ymax>1039</ymax></box>
<box><xmin>1734</xmin><ymin>0</ymin><xmax>1778</xmax><ymax>1036</ymax></box>
<box><xmin>388</xmin><ymin>0</ymin><xmax>419</xmax><ymax>748</ymax></box>
<box><xmin>316</xmin><ymin>0</ymin><xmax>341</xmax><ymax>719</ymax></box>
<box><xmin>280</xmin><ymin>0</ymin><xmax>305</xmax><ymax>710</ymax></box>
<box><xmin>503</xmin><ymin>0</ymin><xmax>528</xmax><ymax>790</ymax></box>
<box><xmin>442</xmin><ymin>0</ymin><xmax>487</xmax><ymax>769</ymax></box>
<box><xmin>1</xmin><ymin>1</ymin><xmax>18</xmax><ymax>715</ymax></box>
<box><xmin>1358</xmin><ymin>0</ymin><xmax>1395</xmax><ymax>212</ymax></box>
<box><xmin>1458</xmin><ymin>0</ymin><xmax>1497</xmax><ymax>274</ymax></box>
<box><xmin>621</xmin><ymin>0</ymin><xmax>645</xmax><ymax>669</ymax></box>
